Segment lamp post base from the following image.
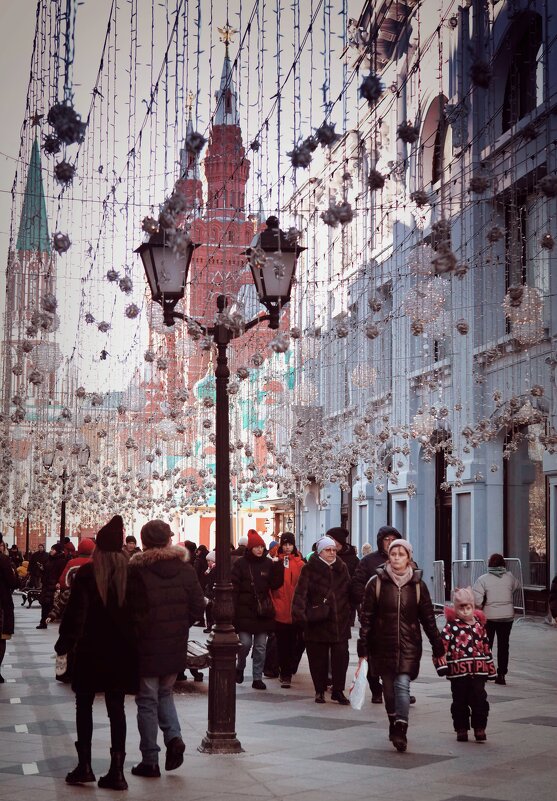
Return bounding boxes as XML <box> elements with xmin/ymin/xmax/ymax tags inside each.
<box><xmin>198</xmin><ymin>625</ymin><xmax>243</xmax><ymax>754</ymax></box>
<box><xmin>198</xmin><ymin>733</ymin><xmax>244</xmax><ymax>754</ymax></box>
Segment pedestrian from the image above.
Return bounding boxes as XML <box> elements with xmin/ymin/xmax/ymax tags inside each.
<box><xmin>356</xmin><ymin>538</ymin><xmax>445</xmax><ymax>752</ymax></box>
<box><xmin>59</xmin><ymin>538</ymin><xmax>96</xmax><ymax>590</ymax></box>
<box><xmin>350</xmin><ymin>526</ymin><xmax>400</xmax><ymax>703</ymax></box>
<box><xmin>8</xmin><ymin>544</ymin><xmax>23</xmax><ymax>570</ymax></box>
<box><xmin>201</xmin><ymin>550</ymin><xmax>216</xmax><ymax>632</ymax></box>
<box><xmin>472</xmin><ymin>553</ymin><xmax>521</xmax><ymax>685</ymax></box>
<box><xmin>37</xmin><ymin>542</ymin><xmax>67</xmax><ymax>629</ymax></box>
<box><xmin>63</xmin><ymin>536</ymin><xmax>76</xmax><ymax>557</ymax></box>
<box><xmin>128</xmin><ymin>519</ymin><xmax>205</xmax><ymax>778</ymax></box>
<box><xmin>327</xmin><ymin>527</ymin><xmax>359</xmax><ymax>577</ymax></box>
<box><xmin>361</xmin><ymin>542</ymin><xmax>373</xmax><ymax>557</ymax></box>
<box><xmin>232</xmin><ymin>534</ymin><xmax>248</xmax><ymax>558</ymax></box>
<box><xmin>0</xmin><ymin>544</ymin><xmax>18</xmax><ymax>683</ymax></box>
<box><xmin>123</xmin><ymin>535</ymin><xmax>141</xmax><ymax>558</ymax></box>
<box><xmin>549</xmin><ymin>574</ymin><xmax>557</xmax><ymax>620</ymax></box>
<box><xmin>435</xmin><ymin>587</ymin><xmax>495</xmax><ymax>743</ymax></box>
<box><xmin>270</xmin><ymin>532</ymin><xmax>305</xmax><ymax>688</ymax></box>
<box><xmin>292</xmin><ymin>535</ymin><xmax>352</xmax><ymax>705</ymax></box>
<box><xmin>28</xmin><ymin>542</ymin><xmax>48</xmax><ymax>588</ymax></box>
<box><xmin>54</xmin><ymin>515</ymin><xmax>142</xmax><ymax>790</ymax></box>
<box><xmin>231</xmin><ymin>530</ymin><xmax>284</xmax><ymax>690</ymax></box>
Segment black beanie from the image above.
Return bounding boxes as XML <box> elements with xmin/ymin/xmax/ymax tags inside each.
<box><xmin>96</xmin><ymin>515</ymin><xmax>124</xmax><ymax>552</ymax></box>
<box><xmin>326</xmin><ymin>527</ymin><xmax>349</xmax><ymax>545</ymax></box>
<box><xmin>280</xmin><ymin>532</ymin><xmax>296</xmax><ymax>546</ymax></box>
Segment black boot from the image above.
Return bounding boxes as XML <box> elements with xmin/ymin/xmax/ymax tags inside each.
<box><xmin>388</xmin><ymin>715</ymin><xmax>396</xmax><ymax>742</ymax></box>
<box><xmin>98</xmin><ymin>749</ymin><xmax>127</xmax><ymax>791</ymax></box>
<box><xmin>391</xmin><ymin>720</ymin><xmax>408</xmax><ymax>752</ymax></box>
<box><xmin>66</xmin><ymin>741</ymin><xmax>96</xmax><ymax>784</ymax></box>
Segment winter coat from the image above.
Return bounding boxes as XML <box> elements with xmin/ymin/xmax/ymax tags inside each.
<box><xmin>350</xmin><ymin>550</ymin><xmax>389</xmax><ymax>607</ymax></box>
<box><xmin>436</xmin><ymin>607</ymin><xmax>496</xmax><ymax>680</ymax></box>
<box><xmin>59</xmin><ymin>541</ymin><xmax>96</xmax><ymax>589</ymax></box>
<box><xmin>39</xmin><ymin>552</ymin><xmax>67</xmax><ymax>607</ymax></box>
<box><xmin>129</xmin><ymin>545</ymin><xmax>205</xmax><ymax>677</ymax></box>
<box><xmin>357</xmin><ymin>566</ymin><xmax>445</xmax><ymax>680</ymax></box>
<box><xmin>231</xmin><ymin>550</ymin><xmax>284</xmax><ymax>634</ymax></box>
<box><xmin>472</xmin><ymin>570</ymin><xmax>520</xmax><ymax>621</ymax></box>
<box><xmin>28</xmin><ymin>549</ymin><xmax>48</xmax><ymax>582</ymax></box>
<box><xmin>271</xmin><ymin>552</ymin><xmax>305</xmax><ymax>624</ymax></box>
<box><xmin>55</xmin><ymin>561</ymin><xmax>142</xmax><ymax>694</ymax></box>
<box><xmin>291</xmin><ymin>553</ymin><xmax>352</xmax><ymax>643</ymax></box>
<box><xmin>0</xmin><ymin>553</ymin><xmax>17</xmax><ymax>636</ymax></box>
<box><xmin>336</xmin><ymin>544</ymin><xmax>359</xmax><ymax>578</ymax></box>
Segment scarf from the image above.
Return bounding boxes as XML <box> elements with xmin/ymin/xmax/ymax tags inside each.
<box><xmin>488</xmin><ymin>567</ymin><xmax>506</xmax><ymax>577</ymax></box>
<box><xmin>385</xmin><ymin>562</ymin><xmax>414</xmax><ymax>588</ymax></box>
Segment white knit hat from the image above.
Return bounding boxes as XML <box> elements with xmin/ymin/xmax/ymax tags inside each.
<box><xmin>316</xmin><ymin>535</ymin><xmax>337</xmax><ymax>554</ymax></box>
<box><xmin>206</xmin><ymin>550</ymin><xmax>216</xmax><ymax>563</ymax></box>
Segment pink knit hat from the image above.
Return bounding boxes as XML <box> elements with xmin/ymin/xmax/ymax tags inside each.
<box><xmin>452</xmin><ymin>586</ymin><xmax>474</xmax><ymax>606</ymax></box>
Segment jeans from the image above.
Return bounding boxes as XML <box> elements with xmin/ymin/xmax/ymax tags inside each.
<box><xmin>76</xmin><ymin>691</ymin><xmax>126</xmax><ymax>751</ymax></box>
<box><xmin>381</xmin><ymin>673</ymin><xmax>411</xmax><ymax>722</ymax></box>
<box><xmin>237</xmin><ymin>631</ymin><xmax>267</xmax><ymax>680</ymax></box>
<box><xmin>136</xmin><ymin>674</ymin><xmax>181</xmax><ymax>765</ymax></box>
<box><xmin>486</xmin><ymin>620</ymin><xmax>513</xmax><ymax>676</ymax></box>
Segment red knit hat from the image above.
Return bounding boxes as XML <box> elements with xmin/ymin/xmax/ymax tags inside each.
<box><xmin>247</xmin><ymin>530</ymin><xmax>265</xmax><ymax>550</ymax></box>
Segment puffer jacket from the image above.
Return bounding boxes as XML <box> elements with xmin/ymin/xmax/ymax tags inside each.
<box><xmin>436</xmin><ymin>607</ymin><xmax>496</xmax><ymax>680</ymax></box>
<box><xmin>291</xmin><ymin>553</ymin><xmax>352</xmax><ymax>643</ymax></box>
<box><xmin>231</xmin><ymin>550</ymin><xmax>284</xmax><ymax>634</ymax></box>
<box><xmin>472</xmin><ymin>570</ymin><xmax>520</xmax><ymax>621</ymax></box>
<box><xmin>129</xmin><ymin>545</ymin><xmax>205</xmax><ymax>676</ymax></box>
<box><xmin>357</xmin><ymin>566</ymin><xmax>444</xmax><ymax>679</ymax></box>
<box><xmin>271</xmin><ymin>552</ymin><xmax>305</xmax><ymax>624</ymax></box>
<box><xmin>39</xmin><ymin>552</ymin><xmax>67</xmax><ymax>607</ymax></box>
<box><xmin>0</xmin><ymin>553</ymin><xmax>17</xmax><ymax>635</ymax></box>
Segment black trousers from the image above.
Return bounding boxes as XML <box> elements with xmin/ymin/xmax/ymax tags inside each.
<box><xmin>449</xmin><ymin>677</ymin><xmax>489</xmax><ymax>731</ymax></box>
<box><xmin>486</xmin><ymin>620</ymin><xmax>513</xmax><ymax>676</ymax></box>
<box><xmin>76</xmin><ymin>691</ymin><xmax>126</xmax><ymax>751</ymax></box>
<box><xmin>367</xmin><ymin>664</ymin><xmax>382</xmax><ymax>695</ymax></box>
<box><xmin>305</xmin><ymin>640</ymin><xmax>349</xmax><ymax>694</ymax></box>
<box><xmin>275</xmin><ymin>622</ymin><xmax>304</xmax><ymax>679</ymax></box>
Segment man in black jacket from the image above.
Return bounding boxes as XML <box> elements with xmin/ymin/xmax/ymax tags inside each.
<box><xmin>350</xmin><ymin>526</ymin><xmax>400</xmax><ymax>703</ymax></box>
<box><xmin>129</xmin><ymin>520</ymin><xmax>205</xmax><ymax>778</ymax></box>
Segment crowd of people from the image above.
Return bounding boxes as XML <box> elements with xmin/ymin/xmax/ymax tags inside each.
<box><xmin>0</xmin><ymin>521</ymin><xmax>553</xmax><ymax>785</ymax></box>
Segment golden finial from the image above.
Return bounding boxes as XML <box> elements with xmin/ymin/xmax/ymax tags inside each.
<box><xmin>218</xmin><ymin>22</ymin><xmax>238</xmax><ymax>46</ymax></box>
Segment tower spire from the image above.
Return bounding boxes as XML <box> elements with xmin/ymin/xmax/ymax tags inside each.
<box><xmin>215</xmin><ymin>22</ymin><xmax>239</xmax><ymax>125</ymax></box>
<box><xmin>16</xmin><ymin>138</ymin><xmax>50</xmax><ymax>254</ymax></box>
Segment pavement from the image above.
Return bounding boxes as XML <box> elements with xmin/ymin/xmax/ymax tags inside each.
<box><xmin>1</xmin><ymin>601</ymin><xmax>556</xmax><ymax>801</ymax></box>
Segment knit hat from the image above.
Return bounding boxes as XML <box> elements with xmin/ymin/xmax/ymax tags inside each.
<box><xmin>77</xmin><ymin>538</ymin><xmax>96</xmax><ymax>556</ymax></box>
<box><xmin>388</xmin><ymin>538</ymin><xmax>413</xmax><ymax>559</ymax></box>
<box><xmin>206</xmin><ymin>550</ymin><xmax>216</xmax><ymax>563</ymax></box>
<box><xmin>96</xmin><ymin>515</ymin><xmax>124</xmax><ymax>552</ymax></box>
<box><xmin>238</xmin><ymin>535</ymin><xmax>249</xmax><ymax>547</ymax></box>
<box><xmin>280</xmin><ymin>532</ymin><xmax>296</xmax><ymax>546</ymax></box>
<box><xmin>141</xmin><ymin>519</ymin><xmax>172</xmax><ymax>549</ymax></box>
<box><xmin>326</xmin><ymin>526</ymin><xmax>349</xmax><ymax>545</ymax></box>
<box><xmin>247</xmin><ymin>530</ymin><xmax>266</xmax><ymax>550</ymax></box>
<box><xmin>452</xmin><ymin>586</ymin><xmax>475</xmax><ymax>607</ymax></box>
<box><xmin>316</xmin><ymin>535</ymin><xmax>337</xmax><ymax>554</ymax></box>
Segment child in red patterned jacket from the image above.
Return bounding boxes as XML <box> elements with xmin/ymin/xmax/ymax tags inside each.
<box><xmin>434</xmin><ymin>586</ymin><xmax>496</xmax><ymax>743</ymax></box>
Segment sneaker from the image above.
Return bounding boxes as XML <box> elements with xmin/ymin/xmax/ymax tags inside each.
<box><xmin>456</xmin><ymin>730</ymin><xmax>468</xmax><ymax>742</ymax></box>
<box><xmin>235</xmin><ymin>669</ymin><xmax>244</xmax><ymax>684</ymax></box>
<box><xmin>280</xmin><ymin>676</ymin><xmax>291</xmax><ymax>688</ymax></box>
<box><xmin>330</xmin><ymin>690</ymin><xmax>350</xmax><ymax>706</ymax></box>
<box><xmin>494</xmin><ymin>675</ymin><xmax>506</xmax><ymax>685</ymax></box>
<box><xmin>165</xmin><ymin>736</ymin><xmax>185</xmax><ymax>771</ymax></box>
<box><xmin>371</xmin><ymin>692</ymin><xmax>383</xmax><ymax>704</ymax></box>
<box><xmin>131</xmin><ymin>762</ymin><xmax>161</xmax><ymax>778</ymax></box>
<box><xmin>314</xmin><ymin>692</ymin><xmax>326</xmax><ymax>704</ymax></box>
<box><xmin>474</xmin><ymin>728</ymin><xmax>487</xmax><ymax>742</ymax></box>
<box><xmin>252</xmin><ymin>679</ymin><xmax>267</xmax><ymax>690</ymax></box>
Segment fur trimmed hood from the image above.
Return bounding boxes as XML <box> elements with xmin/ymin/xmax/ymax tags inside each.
<box><xmin>444</xmin><ymin>605</ymin><xmax>486</xmax><ymax>625</ymax></box>
<box><xmin>129</xmin><ymin>544</ymin><xmax>189</xmax><ymax>568</ymax></box>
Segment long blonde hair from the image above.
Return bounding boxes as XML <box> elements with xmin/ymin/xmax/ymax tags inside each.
<box><xmin>93</xmin><ymin>548</ymin><xmax>128</xmax><ymax>607</ymax></box>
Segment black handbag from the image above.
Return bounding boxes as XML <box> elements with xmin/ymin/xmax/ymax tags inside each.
<box><xmin>248</xmin><ymin>566</ymin><xmax>276</xmax><ymax>619</ymax></box>
<box><xmin>306</xmin><ymin>598</ymin><xmax>331</xmax><ymax>623</ymax></box>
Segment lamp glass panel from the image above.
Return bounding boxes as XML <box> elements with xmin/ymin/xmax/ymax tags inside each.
<box><xmin>259</xmin><ymin>251</ymin><xmax>297</xmax><ymax>299</ymax></box>
<box><xmin>152</xmin><ymin>244</ymin><xmax>189</xmax><ymax>298</ymax></box>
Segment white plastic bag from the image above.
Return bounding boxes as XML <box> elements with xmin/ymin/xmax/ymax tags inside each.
<box><xmin>349</xmin><ymin>658</ymin><xmax>368</xmax><ymax>710</ymax></box>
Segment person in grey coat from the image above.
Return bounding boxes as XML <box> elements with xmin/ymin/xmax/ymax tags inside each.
<box><xmin>128</xmin><ymin>520</ymin><xmax>205</xmax><ymax>778</ymax></box>
<box><xmin>472</xmin><ymin>553</ymin><xmax>520</xmax><ymax>685</ymax></box>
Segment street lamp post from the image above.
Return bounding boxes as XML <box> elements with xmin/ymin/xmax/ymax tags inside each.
<box><xmin>136</xmin><ymin>217</ymin><xmax>304</xmax><ymax>753</ymax></box>
<box><xmin>58</xmin><ymin>467</ymin><xmax>68</xmax><ymax>543</ymax></box>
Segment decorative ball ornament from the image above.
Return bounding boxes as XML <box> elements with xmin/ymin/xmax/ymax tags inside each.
<box><xmin>468</xmin><ymin>175</ymin><xmax>490</xmax><ymax>193</ymax></box>
<box><xmin>21</xmin><ymin>341</ymin><xmax>34</xmax><ymax>353</ymax></box>
<box><xmin>365</xmin><ymin>321</ymin><xmax>381</xmax><ymax>339</ymax></box>
<box><xmin>90</xmin><ymin>393</ymin><xmax>103</xmax><ymax>407</ymax></box>
<box><xmin>455</xmin><ymin>318</ymin><xmax>469</xmax><ymax>335</ymax></box>
<box><xmin>538</xmin><ymin>175</ymin><xmax>557</xmax><ymax>198</ymax></box>
<box><xmin>228</xmin><ymin>381</ymin><xmax>240</xmax><ymax>395</ymax></box>
<box><xmin>156</xmin><ymin>357</ymin><xmax>168</xmax><ymax>370</ymax></box>
<box><xmin>403</xmin><ymin>278</ymin><xmax>446</xmax><ymax>324</ymax></box>
<box><xmin>530</xmin><ymin>384</ymin><xmax>544</xmax><ymax>397</ymax></box>
<box><xmin>47</xmin><ymin>101</ymin><xmax>87</xmax><ymax>145</ymax></box>
<box><xmin>28</xmin><ymin>369</ymin><xmax>44</xmax><ymax>385</ymax></box>
<box><xmin>359</xmin><ymin>73</ymin><xmax>384</xmax><ymax>105</ymax></box>
<box><xmin>12</xmin><ymin>363</ymin><xmax>23</xmax><ymax>376</ymax></box>
<box><xmin>185</xmin><ymin>131</ymin><xmax>207</xmax><ymax>155</ymax></box>
<box><xmin>431</xmin><ymin>247</ymin><xmax>457</xmax><ymax>275</ymax></box>
<box><xmin>487</xmin><ymin>226</ymin><xmax>504</xmax><ymax>243</ymax></box>
<box><xmin>97</xmin><ymin>321</ymin><xmax>110</xmax><ymax>333</ymax></box>
<box><xmin>53</xmin><ymin>232</ymin><xmax>71</xmax><ymax>253</ymax></box>
<box><xmin>85</xmin><ymin>313</ymin><xmax>95</xmax><ymax>324</ymax></box>
<box><xmin>290</xmin><ymin>326</ymin><xmax>301</xmax><ymax>339</ymax></box>
<box><xmin>32</xmin><ymin>341</ymin><xmax>63</xmax><ymax>372</ymax></box>
<box><xmin>315</xmin><ymin>121</ymin><xmax>340</xmax><ymax>147</ymax></box>
<box><xmin>502</xmin><ymin>285</ymin><xmax>544</xmax><ymax>345</ymax></box>
<box><xmin>368</xmin><ymin>296</ymin><xmax>382</xmax><ymax>312</ymax></box>
<box><xmin>236</xmin><ymin>366</ymin><xmax>249</xmax><ymax>380</ymax></box>
<box><xmin>431</xmin><ymin>219</ymin><xmax>451</xmax><ymax>249</ymax></box>
<box><xmin>541</xmin><ymin>233</ymin><xmax>554</xmax><ymax>250</ymax></box>
<box><xmin>288</xmin><ymin>142</ymin><xmax>313</xmax><ymax>169</ymax></box>
<box><xmin>54</xmin><ymin>160</ymin><xmax>76</xmax><ymax>185</ymax></box>
<box><xmin>125</xmin><ymin>303</ymin><xmax>140</xmax><ymax>319</ymax></box>
<box><xmin>397</xmin><ymin>121</ymin><xmax>420</xmax><ymax>144</ymax></box>
<box><xmin>142</xmin><ymin>216</ymin><xmax>159</xmax><ymax>235</ymax></box>
<box><xmin>119</xmin><ymin>276</ymin><xmax>133</xmax><ymax>294</ymax></box>
<box><xmin>144</xmin><ymin>350</ymin><xmax>155</xmax><ymax>363</ymax></box>
<box><xmin>76</xmin><ymin>386</ymin><xmax>86</xmax><ymax>399</ymax></box>
<box><xmin>270</xmin><ymin>332</ymin><xmax>290</xmax><ymax>353</ymax></box>
<box><xmin>411</xmin><ymin>411</ymin><xmax>436</xmax><ymax>441</ymax></box>
<box><xmin>41</xmin><ymin>293</ymin><xmax>58</xmax><ymax>313</ymax></box>
<box><xmin>410</xmin><ymin>189</ymin><xmax>430</xmax><ymax>207</ymax></box>
<box><xmin>335</xmin><ymin>321</ymin><xmax>350</xmax><ymax>338</ymax></box>
<box><xmin>407</xmin><ymin>243</ymin><xmax>435</xmax><ymax>277</ymax></box>
<box><xmin>367</xmin><ymin>169</ymin><xmax>386</xmax><ymax>190</ymax></box>
<box><xmin>249</xmin><ymin>139</ymin><xmax>260</xmax><ymax>151</ymax></box>
<box><xmin>43</xmin><ymin>133</ymin><xmax>61</xmax><ymax>155</ymax></box>
<box><xmin>106</xmin><ymin>269</ymin><xmax>119</xmax><ymax>282</ymax></box>
<box><xmin>252</xmin><ymin>352</ymin><xmax>265</xmax><ymax>368</ymax></box>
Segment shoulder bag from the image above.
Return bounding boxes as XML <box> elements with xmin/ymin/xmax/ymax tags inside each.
<box><xmin>248</xmin><ymin>566</ymin><xmax>276</xmax><ymax>619</ymax></box>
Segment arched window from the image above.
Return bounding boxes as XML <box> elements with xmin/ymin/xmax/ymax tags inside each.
<box><xmin>501</xmin><ymin>14</ymin><xmax>543</xmax><ymax>133</ymax></box>
<box><xmin>419</xmin><ymin>95</ymin><xmax>450</xmax><ymax>187</ymax></box>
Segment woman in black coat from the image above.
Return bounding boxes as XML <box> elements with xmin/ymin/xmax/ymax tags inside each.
<box><xmin>231</xmin><ymin>531</ymin><xmax>284</xmax><ymax>690</ymax></box>
<box><xmin>357</xmin><ymin>538</ymin><xmax>445</xmax><ymax>752</ymax></box>
<box><xmin>292</xmin><ymin>536</ymin><xmax>352</xmax><ymax>704</ymax></box>
<box><xmin>55</xmin><ymin>515</ymin><xmax>143</xmax><ymax>791</ymax></box>
<box><xmin>37</xmin><ymin>543</ymin><xmax>67</xmax><ymax>628</ymax></box>
<box><xmin>0</xmin><ymin>547</ymin><xmax>18</xmax><ymax>682</ymax></box>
